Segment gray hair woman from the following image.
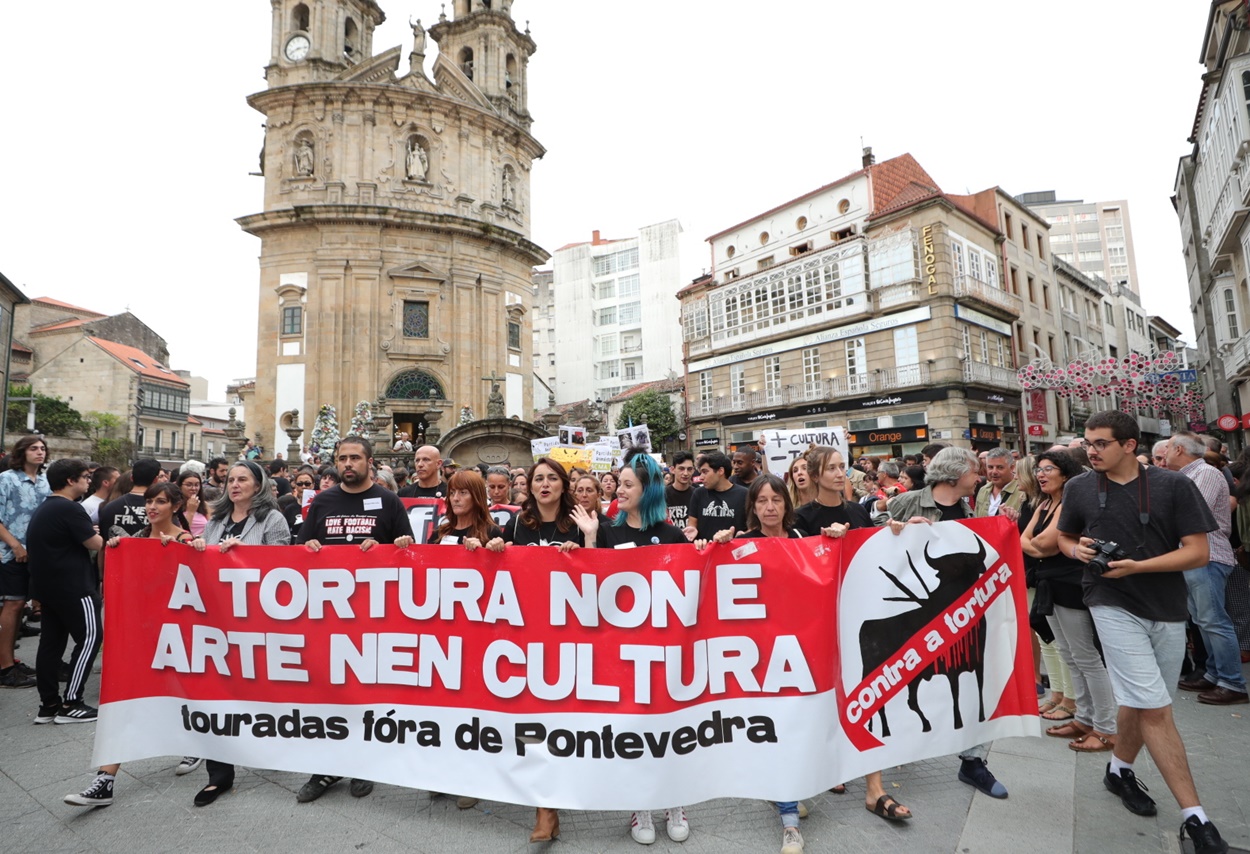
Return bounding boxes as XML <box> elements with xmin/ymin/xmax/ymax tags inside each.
<box><xmin>188</xmin><ymin>460</ymin><xmax>290</xmax><ymax>808</ymax></box>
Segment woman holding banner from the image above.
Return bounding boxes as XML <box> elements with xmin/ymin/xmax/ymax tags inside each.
<box><xmin>65</xmin><ymin>483</ymin><xmax>197</xmax><ymax>809</ymax></box>
<box><xmin>489</xmin><ymin>459</ymin><xmax>581</xmax><ymax>552</ymax></box>
<box><xmin>794</xmin><ymin>446</ymin><xmax>873</xmax><ymax>536</ymax></box>
<box><xmin>572</xmin><ymin>450</ymin><xmax>691</xmax><ymax>844</ymax></box>
<box><xmin>431</xmin><ymin>470</ymin><xmax>503</xmax><ymax>550</ymax></box>
<box><xmin>185</xmin><ymin>461</ymin><xmax>291</xmax><ymax>806</ymax></box>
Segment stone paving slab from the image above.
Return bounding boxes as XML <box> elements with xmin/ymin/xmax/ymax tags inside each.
<box><xmin>1</xmin><ymin>654</ymin><xmax>1247</xmax><ymax>853</ymax></box>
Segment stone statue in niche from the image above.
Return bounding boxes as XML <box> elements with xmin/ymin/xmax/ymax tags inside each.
<box><xmin>295</xmin><ymin>139</ymin><xmax>314</xmax><ymax>177</ymax></box>
<box><xmin>406</xmin><ymin>138</ymin><xmax>428</xmax><ymax>181</ymax></box>
<box><xmin>501</xmin><ymin>167</ymin><xmax>515</xmax><ymax>207</ymax></box>
<box><xmin>487</xmin><ymin>383</ymin><xmax>505</xmax><ymax>418</ymax></box>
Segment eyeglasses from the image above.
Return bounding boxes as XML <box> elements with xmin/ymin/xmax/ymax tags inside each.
<box><xmin>1080</xmin><ymin>439</ymin><xmax>1124</xmax><ymax>452</ymax></box>
<box><xmin>1033</xmin><ymin>466</ymin><xmax>1061</xmax><ymax>475</ymax></box>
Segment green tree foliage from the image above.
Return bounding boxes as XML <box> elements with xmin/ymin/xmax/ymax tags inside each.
<box><xmin>84</xmin><ymin>411</ymin><xmax>134</xmax><ymax>467</ymax></box>
<box><xmin>615</xmin><ymin>389</ymin><xmax>679</xmax><ymax>440</ymax></box>
<box><xmin>6</xmin><ymin>384</ymin><xmax>87</xmax><ymax>437</ymax></box>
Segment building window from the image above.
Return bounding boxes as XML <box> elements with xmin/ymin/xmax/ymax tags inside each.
<box><xmin>700</xmin><ymin>371</ymin><xmax>712</xmax><ymax>403</ymax></box>
<box><xmin>1003</xmin><ymin>211</ymin><xmax>1013</xmax><ymax>240</ymax></box>
<box><xmin>730</xmin><ymin>364</ymin><xmax>745</xmax><ymax>407</ymax></box>
<box><xmin>385</xmin><ymin>369</ymin><xmax>446</xmax><ymax>400</ymax></box>
<box><xmin>764</xmin><ymin>356</ymin><xmax>781</xmax><ymax>403</ymax></box>
<box><xmin>170</xmin><ymin>432</ymin><xmax>177</xmax><ymax>453</ymax></box>
<box><xmin>1225</xmin><ymin>288</ymin><xmax>1240</xmax><ymax>339</ymax></box>
<box><xmin>846</xmin><ymin>338</ymin><xmax>866</xmax><ymax>390</ymax></box>
<box><xmin>951</xmin><ymin>241</ymin><xmax>965</xmax><ymax>283</ymax></box>
<box><xmin>802</xmin><ymin>347</ymin><xmax>821</xmax><ymax>394</ymax></box>
<box><xmin>619</xmin><ymin>301</ymin><xmax>641</xmax><ymax>325</ymax></box>
<box><xmin>155</xmin><ymin>429</ymin><xmax>162</xmax><ymax>452</ymax></box>
<box><xmin>1021</xmin><ymin>224</ymin><xmax>1030</xmax><ymax>253</ymax></box>
<box><xmin>508</xmin><ymin>321</ymin><xmax>521</xmax><ymax>350</ymax></box>
<box><xmin>1042</xmin><ymin>284</ymin><xmax>1051</xmax><ymax>310</ymax></box>
<box><xmin>403</xmin><ymin>301</ymin><xmax>430</xmax><ymax>338</ymax></box>
<box><xmin>1104</xmin><ymin>302</ymin><xmax>1115</xmax><ymax>325</ymax></box>
<box><xmin>894</xmin><ymin>326</ymin><xmax>919</xmax><ymax>368</ymax></box>
<box><xmin>962</xmin><ymin>326</ymin><xmax>973</xmax><ymax>361</ymax></box>
<box><xmin>595</xmin><ymin>306</ymin><xmax>617</xmax><ymax>326</ymax></box>
<box><xmin>1036</xmin><ymin>232</ymin><xmax>1044</xmax><ymax>259</ymax></box>
<box><xmin>623</xmin><ymin>361</ymin><xmax>637</xmax><ymax>381</ymax></box>
<box><xmin>618</xmin><ymin>274</ymin><xmax>640</xmax><ymax>299</ymax></box>
<box><xmin>598</xmin><ymin>333</ymin><xmax>617</xmax><ymax>356</ymax></box>
<box><xmin>757</xmin><ymin>256</ymin><xmax>775</xmax><ymax>270</ymax></box>
<box><xmin>1027</xmin><ymin>276</ymin><xmax>1036</xmax><ymax>303</ymax></box>
<box><xmin>281</xmin><ymin>306</ymin><xmax>303</xmax><ymax>336</ymax></box>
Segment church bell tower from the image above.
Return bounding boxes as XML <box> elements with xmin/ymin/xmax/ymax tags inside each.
<box><xmin>239</xmin><ymin>0</ymin><xmax>547</xmax><ymax>464</ymax></box>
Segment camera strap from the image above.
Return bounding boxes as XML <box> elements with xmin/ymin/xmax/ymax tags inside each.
<box><xmin>1097</xmin><ymin>464</ymin><xmax>1150</xmax><ymax>527</ymax></box>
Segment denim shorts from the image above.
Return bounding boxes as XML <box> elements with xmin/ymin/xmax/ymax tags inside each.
<box><xmin>0</xmin><ymin>560</ymin><xmax>29</xmax><ymax>601</ymax></box>
<box><xmin>1088</xmin><ymin>605</ymin><xmax>1184</xmax><ymax>710</ymax></box>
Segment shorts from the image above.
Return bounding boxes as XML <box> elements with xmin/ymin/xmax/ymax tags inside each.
<box><xmin>0</xmin><ymin>560</ymin><xmax>29</xmax><ymax>601</ymax></box>
<box><xmin>1088</xmin><ymin>605</ymin><xmax>1184</xmax><ymax>710</ymax></box>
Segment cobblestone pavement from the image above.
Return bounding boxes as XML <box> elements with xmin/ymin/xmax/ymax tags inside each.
<box><xmin>1</xmin><ymin>652</ymin><xmax>1247</xmax><ymax>853</ymax></box>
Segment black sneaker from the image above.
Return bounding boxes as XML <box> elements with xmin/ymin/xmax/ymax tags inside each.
<box><xmin>1180</xmin><ymin>816</ymin><xmax>1229</xmax><ymax>854</ymax></box>
<box><xmin>12</xmin><ymin>660</ymin><xmax>35</xmax><ymax>676</ymax></box>
<box><xmin>64</xmin><ymin>774</ymin><xmax>114</xmax><ymax>808</ymax></box>
<box><xmin>1103</xmin><ymin>764</ymin><xmax>1156</xmax><ymax>816</ymax></box>
<box><xmin>34</xmin><ymin>703</ymin><xmax>59</xmax><ymax>725</ymax></box>
<box><xmin>958</xmin><ymin>758</ymin><xmax>1008</xmax><ymax>798</ymax></box>
<box><xmin>0</xmin><ymin>665</ymin><xmax>36</xmax><ymax>689</ymax></box>
<box><xmin>55</xmin><ymin>701</ymin><xmax>98</xmax><ymax>724</ymax></box>
<box><xmin>296</xmin><ymin>774</ymin><xmax>342</xmax><ymax>803</ymax></box>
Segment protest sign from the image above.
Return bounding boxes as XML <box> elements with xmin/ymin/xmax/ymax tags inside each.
<box><xmin>558</xmin><ymin>425</ymin><xmax>586</xmax><ymax>446</ymax></box>
<box><xmin>760</xmin><ymin>427</ymin><xmax>848</xmax><ymax>471</ymax></box>
<box><xmin>530</xmin><ymin>437</ymin><xmax>558</xmax><ymax>462</ymax></box>
<box><xmin>617</xmin><ymin>425</ymin><xmax>652</xmax><ymax>453</ymax></box>
<box><xmin>548</xmin><ymin>446</ymin><xmax>592</xmax><ymax>472</ymax></box>
<box><xmin>94</xmin><ymin>518</ymin><xmax>1033</xmax><ymax>809</ymax></box>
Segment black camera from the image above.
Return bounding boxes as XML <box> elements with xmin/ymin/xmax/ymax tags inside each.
<box><xmin>1086</xmin><ymin>539</ymin><xmax>1129</xmax><ymax>575</ymax></box>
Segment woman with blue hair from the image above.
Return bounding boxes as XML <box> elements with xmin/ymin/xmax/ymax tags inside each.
<box><xmin>571</xmin><ymin>449</ymin><xmax>691</xmax><ymax>844</ymax></box>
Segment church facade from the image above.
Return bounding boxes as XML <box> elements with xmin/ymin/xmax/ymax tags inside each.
<box><xmin>239</xmin><ymin>0</ymin><xmax>547</xmax><ymax>455</ymax></box>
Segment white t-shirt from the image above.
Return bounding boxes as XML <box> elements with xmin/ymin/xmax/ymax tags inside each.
<box><xmin>81</xmin><ymin>494</ymin><xmax>104</xmax><ymax>525</ymax></box>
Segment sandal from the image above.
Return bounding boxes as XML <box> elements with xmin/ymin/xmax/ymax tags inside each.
<box><xmin>1037</xmin><ymin>698</ymin><xmax>1063</xmax><ymax>715</ymax></box>
<box><xmin>1040</xmin><ymin>704</ymin><xmax>1076</xmax><ymax>721</ymax></box>
<box><xmin>1069</xmin><ymin>732</ymin><xmax>1115</xmax><ymax>753</ymax></box>
<box><xmin>866</xmin><ymin>794</ymin><xmax>912</xmax><ymax>822</ymax></box>
<box><xmin>830</xmin><ymin>784</ymin><xmax>846</xmax><ymax>794</ymax></box>
<box><xmin>1045</xmin><ymin>721</ymin><xmax>1089</xmax><ymax>739</ymax></box>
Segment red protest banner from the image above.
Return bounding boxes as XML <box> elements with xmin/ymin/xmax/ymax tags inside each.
<box><xmin>93</xmin><ymin>518</ymin><xmax>1033</xmax><ymax>809</ymax></box>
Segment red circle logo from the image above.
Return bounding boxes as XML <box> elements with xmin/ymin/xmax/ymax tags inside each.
<box><xmin>1218</xmin><ymin>414</ymin><xmax>1239</xmax><ymax>431</ymax></box>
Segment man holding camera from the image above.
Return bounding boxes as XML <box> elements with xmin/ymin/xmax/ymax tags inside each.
<box><xmin>1057</xmin><ymin>411</ymin><xmax>1228</xmax><ymax>854</ymax></box>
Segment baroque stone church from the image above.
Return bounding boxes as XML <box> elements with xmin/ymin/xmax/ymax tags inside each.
<box><xmin>239</xmin><ymin>0</ymin><xmax>547</xmax><ymax>460</ymax></box>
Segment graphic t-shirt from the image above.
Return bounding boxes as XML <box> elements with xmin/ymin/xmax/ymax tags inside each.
<box><xmin>299</xmin><ymin>484</ymin><xmax>414</xmax><ymax>545</ymax></box>
<box><xmin>665</xmin><ymin>485</ymin><xmax>693</xmax><ymax>529</ymax></box>
<box><xmin>503</xmin><ymin>515</ymin><xmax>583</xmax><ymax>547</ymax></box>
<box><xmin>398</xmin><ymin>482</ymin><xmax>447</xmax><ymax>500</ymax></box>
<box><xmin>688</xmin><ymin>484</ymin><xmax>748</xmax><ymax>540</ymax></box>
<box><xmin>28</xmin><ymin>497</ymin><xmax>98</xmax><ymax>599</ymax></box>
<box><xmin>99</xmin><ymin>494</ymin><xmax>148</xmax><ymax>539</ymax></box>
<box><xmin>597</xmin><ymin>521</ymin><xmax>689</xmax><ymax>549</ymax></box>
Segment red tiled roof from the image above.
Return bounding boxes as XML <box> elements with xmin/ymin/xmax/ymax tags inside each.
<box><xmin>32</xmin><ymin>297</ymin><xmax>106</xmax><ymax>317</ymax></box>
<box><xmin>89</xmin><ymin>337</ymin><xmax>188</xmax><ymax>386</ymax></box>
<box><xmin>187</xmin><ymin>415</ymin><xmax>203</xmax><ymax>425</ymax></box>
<box><xmin>31</xmin><ymin>318</ymin><xmax>88</xmax><ymax>333</ymax></box>
<box><xmin>202</xmin><ymin>427</ymin><xmax>227</xmax><ymax>435</ymax></box>
<box><xmin>606</xmin><ymin>377</ymin><xmax>684</xmax><ymax>404</ymax></box>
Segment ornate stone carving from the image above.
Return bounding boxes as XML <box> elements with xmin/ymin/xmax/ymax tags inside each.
<box><xmin>406</xmin><ymin>138</ymin><xmax>428</xmax><ymax>181</ymax></box>
<box><xmin>295</xmin><ymin>139</ymin><xmax>315</xmax><ymax>176</ymax></box>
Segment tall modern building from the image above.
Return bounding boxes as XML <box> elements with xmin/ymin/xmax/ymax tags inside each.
<box><xmin>531</xmin><ymin>268</ymin><xmax>555</xmax><ymax>410</ymax></box>
<box><xmin>238</xmin><ymin>0</ymin><xmax>548</xmax><ymax>461</ymax></box>
<box><xmin>551</xmin><ymin>220</ymin><xmax>684</xmax><ymax>404</ymax></box>
<box><xmin>1020</xmin><ymin>192</ymin><xmax>1140</xmax><ymax>294</ymax></box>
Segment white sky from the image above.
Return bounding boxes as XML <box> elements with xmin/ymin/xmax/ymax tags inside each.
<box><xmin>0</xmin><ymin>1</ymin><xmax>1208</xmax><ymax>399</ymax></box>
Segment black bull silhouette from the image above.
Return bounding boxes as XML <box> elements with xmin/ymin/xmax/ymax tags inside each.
<box><xmin>857</xmin><ymin>537</ymin><xmax>988</xmax><ymax>736</ymax></box>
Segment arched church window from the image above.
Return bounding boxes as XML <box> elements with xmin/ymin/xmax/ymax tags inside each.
<box><xmin>459</xmin><ymin>47</ymin><xmax>474</xmax><ymax>80</ymax></box>
<box><xmin>386</xmin><ymin>369</ymin><xmax>445</xmax><ymax>400</ymax></box>
<box><xmin>292</xmin><ymin>3</ymin><xmax>310</xmax><ymax>31</ymax></box>
<box><xmin>344</xmin><ymin>17</ymin><xmax>359</xmax><ymax>60</ymax></box>
<box><xmin>505</xmin><ymin>54</ymin><xmax>516</xmax><ymax>90</ymax></box>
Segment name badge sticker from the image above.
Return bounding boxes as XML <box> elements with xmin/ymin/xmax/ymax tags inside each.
<box><xmin>614</xmin><ymin>542</ymin><xmax>638</xmax><ymax>550</ymax></box>
<box><xmin>363</xmin><ymin>497</ymin><xmax>383</xmax><ymax>511</ymax></box>
<box><xmin>731</xmin><ymin>541</ymin><xmax>758</xmax><ymax>560</ymax></box>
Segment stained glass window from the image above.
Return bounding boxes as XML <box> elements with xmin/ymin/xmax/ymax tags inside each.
<box><xmin>385</xmin><ymin>369</ymin><xmax>445</xmax><ymax>400</ymax></box>
<box><xmin>403</xmin><ymin>301</ymin><xmax>430</xmax><ymax>338</ymax></box>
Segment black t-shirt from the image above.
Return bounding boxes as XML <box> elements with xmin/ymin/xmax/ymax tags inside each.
<box><xmin>665</xmin><ymin>485</ymin><xmax>693</xmax><ymax>529</ymax></box>
<box><xmin>1058</xmin><ymin>466</ymin><xmax>1215</xmax><ymax>622</ymax></box>
<box><xmin>99</xmin><ymin>493</ymin><xmax>148</xmax><ymax>538</ymax></box>
<box><xmin>795</xmin><ymin>500</ymin><xmax>873</xmax><ymax>533</ymax></box>
<box><xmin>937</xmin><ymin>500</ymin><xmax>968</xmax><ymax>522</ymax></box>
<box><xmin>729</xmin><ymin>474</ymin><xmax>759</xmax><ymax>489</ymax></box>
<box><xmin>272</xmin><ymin>476</ymin><xmax>293</xmax><ymax>498</ymax></box>
<box><xmin>28</xmin><ymin>497</ymin><xmax>98</xmax><ymax>599</ymax></box>
<box><xmin>503</xmin><ymin>514</ymin><xmax>584</xmax><ymax>547</ymax></box>
<box><xmin>688</xmin><ymin>484</ymin><xmax>748</xmax><ymax>540</ymax></box>
<box><xmin>740</xmin><ymin>528</ymin><xmax>808</xmax><ymax>539</ymax></box>
<box><xmin>431</xmin><ymin>524</ymin><xmax>504</xmax><ymax>545</ymax></box>
<box><xmin>398</xmin><ymin>482</ymin><xmax>446</xmax><ymax>500</ymax></box>
<box><xmin>597</xmin><ymin>520</ymin><xmax>688</xmax><ymax>549</ymax></box>
<box><xmin>299</xmin><ymin>484</ymin><xmax>414</xmax><ymax>545</ymax></box>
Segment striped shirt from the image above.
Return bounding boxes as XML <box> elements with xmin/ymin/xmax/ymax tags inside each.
<box><xmin>1179</xmin><ymin>458</ymin><xmax>1236</xmax><ymax>566</ymax></box>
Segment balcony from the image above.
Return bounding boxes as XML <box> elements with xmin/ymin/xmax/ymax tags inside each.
<box><xmin>953</xmin><ymin>275</ymin><xmax>1023</xmax><ymax>318</ymax></box>
<box><xmin>1222</xmin><ymin>335</ymin><xmax>1250</xmax><ymax>381</ymax></box>
<box><xmin>687</xmin><ymin>364</ymin><xmax>932</xmax><ymax>418</ymax></box>
<box><xmin>872</xmin><ymin>279</ymin><xmax>927</xmax><ymax>311</ymax></box>
<box><xmin>963</xmin><ymin>360</ymin><xmax>1020</xmax><ymax>391</ymax></box>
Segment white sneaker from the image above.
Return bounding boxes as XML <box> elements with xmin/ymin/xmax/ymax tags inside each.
<box><xmin>630</xmin><ymin>810</ymin><xmax>656</xmax><ymax>844</ymax></box>
<box><xmin>781</xmin><ymin>826</ymin><xmax>804</xmax><ymax>854</ymax></box>
<box><xmin>175</xmin><ymin>757</ymin><xmax>203</xmax><ymax>776</ymax></box>
<box><xmin>665</xmin><ymin>806</ymin><xmax>690</xmax><ymax>842</ymax></box>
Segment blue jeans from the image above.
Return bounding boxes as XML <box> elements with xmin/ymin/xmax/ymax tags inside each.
<box><xmin>775</xmin><ymin>801</ymin><xmax>799</xmax><ymax>828</ymax></box>
<box><xmin>1184</xmin><ymin>561</ymin><xmax>1248</xmax><ymax>693</ymax></box>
